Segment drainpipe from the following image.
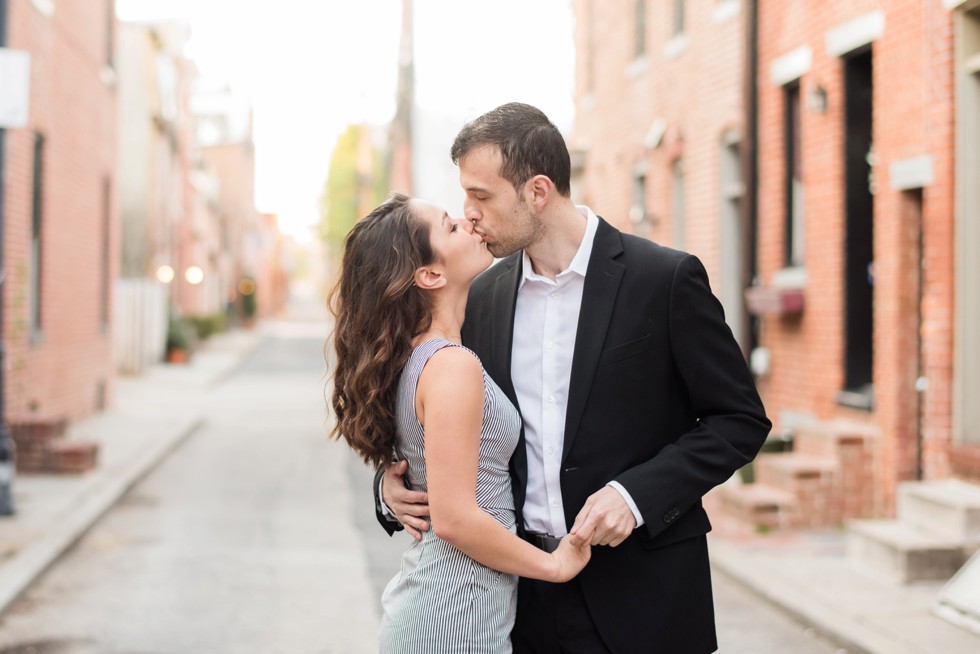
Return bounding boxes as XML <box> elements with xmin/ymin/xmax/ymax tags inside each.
<box><xmin>742</xmin><ymin>0</ymin><xmax>760</xmax><ymax>356</ymax></box>
<box><xmin>0</xmin><ymin>0</ymin><xmax>16</xmax><ymax>516</ymax></box>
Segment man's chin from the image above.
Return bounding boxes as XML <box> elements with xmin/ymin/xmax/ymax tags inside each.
<box><xmin>487</xmin><ymin>243</ymin><xmax>515</xmax><ymax>258</ymax></box>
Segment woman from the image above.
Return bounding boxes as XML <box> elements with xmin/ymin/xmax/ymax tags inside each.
<box><xmin>330</xmin><ymin>194</ymin><xmax>590</xmax><ymax>652</ymax></box>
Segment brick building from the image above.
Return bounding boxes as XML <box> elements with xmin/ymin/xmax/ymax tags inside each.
<box><xmin>751</xmin><ymin>0</ymin><xmax>960</xmax><ymax>519</ymax></box>
<box><xmin>570</xmin><ymin>0</ymin><xmax>980</xmax><ymax>552</ymax></box>
<box><xmin>2</xmin><ymin>0</ymin><xmax>119</xmax><ymax>420</ymax></box>
<box><xmin>571</xmin><ymin>0</ymin><xmax>750</xmax><ymax>347</ymax></box>
<box><xmin>115</xmin><ymin>21</ymin><xmax>197</xmax><ymax>371</ymax></box>
<box><xmin>949</xmin><ymin>0</ymin><xmax>980</xmax><ymax>485</ymax></box>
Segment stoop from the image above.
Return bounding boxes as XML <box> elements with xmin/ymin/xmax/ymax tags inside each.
<box><xmin>846</xmin><ymin>479</ymin><xmax>980</xmax><ymax>583</ymax></box>
<box><xmin>846</xmin><ymin>519</ymin><xmax>968</xmax><ymax>583</ymax></box>
<box><xmin>897</xmin><ymin>479</ymin><xmax>980</xmax><ymax>544</ymax></box>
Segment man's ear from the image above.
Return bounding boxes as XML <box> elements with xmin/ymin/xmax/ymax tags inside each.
<box><xmin>526</xmin><ymin>174</ymin><xmax>553</xmax><ymax>211</ymax></box>
<box><xmin>413</xmin><ymin>266</ymin><xmax>447</xmax><ymax>291</ymax></box>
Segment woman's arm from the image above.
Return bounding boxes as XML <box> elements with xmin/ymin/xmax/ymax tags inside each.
<box><xmin>417</xmin><ymin>347</ymin><xmax>589</xmax><ymax>582</ymax></box>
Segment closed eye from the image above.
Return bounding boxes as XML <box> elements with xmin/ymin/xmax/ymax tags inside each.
<box><xmin>450</xmin><ymin>222</ymin><xmax>458</xmax><ymax>233</ymax></box>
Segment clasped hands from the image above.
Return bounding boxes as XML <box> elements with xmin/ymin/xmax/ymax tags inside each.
<box><xmin>381</xmin><ymin>460</ymin><xmax>637</xmax><ymax>547</ymax></box>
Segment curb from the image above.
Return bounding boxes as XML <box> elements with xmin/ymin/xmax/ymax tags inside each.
<box><xmin>0</xmin><ymin>417</ymin><xmax>205</xmax><ymax>617</ymax></box>
<box><xmin>710</xmin><ymin>541</ymin><xmax>919</xmax><ymax>654</ymax></box>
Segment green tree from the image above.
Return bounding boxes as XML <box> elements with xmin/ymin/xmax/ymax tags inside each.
<box><xmin>319</xmin><ymin>124</ymin><xmax>389</xmax><ymax>251</ymax></box>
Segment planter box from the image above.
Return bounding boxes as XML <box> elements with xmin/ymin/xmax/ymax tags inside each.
<box><xmin>744</xmin><ymin>285</ymin><xmax>805</xmax><ymax>316</ymax></box>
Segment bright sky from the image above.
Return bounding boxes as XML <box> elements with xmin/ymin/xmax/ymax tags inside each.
<box><xmin>116</xmin><ymin>0</ymin><xmax>576</xmax><ymax>240</ymax></box>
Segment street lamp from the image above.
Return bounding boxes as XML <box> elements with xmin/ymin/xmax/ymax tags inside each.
<box><xmin>156</xmin><ymin>264</ymin><xmax>175</xmax><ymax>284</ymax></box>
<box><xmin>184</xmin><ymin>265</ymin><xmax>203</xmax><ymax>285</ymax></box>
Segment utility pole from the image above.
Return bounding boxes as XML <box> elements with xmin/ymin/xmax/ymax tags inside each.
<box><xmin>0</xmin><ymin>0</ymin><xmax>17</xmax><ymax>515</ymax></box>
<box><xmin>387</xmin><ymin>0</ymin><xmax>415</xmax><ymax>195</ymax></box>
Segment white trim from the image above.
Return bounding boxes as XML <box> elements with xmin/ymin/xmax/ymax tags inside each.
<box><xmin>644</xmin><ymin>118</ymin><xmax>667</xmax><ymax>150</ymax></box>
<box><xmin>32</xmin><ymin>0</ymin><xmax>55</xmax><ymax>16</ymax></box>
<box><xmin>713</xmin><ymin>0</ymin><xmax>741</xmax><ymax>25</ymax></box>
<box><xmin>826</xmin><ymin>11</ymin><xmax>886</xmax><ymax>58</ymax></box>
<box><xmin>889</xmin><ymin>156</ymin><xmax>934</xmax><ymax>191</ymax></box>
<box><xmin>944</xmin><ymin>0</ymin><xmax>979</xmax><ymax>11</ymax></box>
<box><xmin>626</xmin><ymin>55</ymin><xmax>650</xmax><ymax>79</ymax></box>
<box><xmin>664</xmin><ymin>34</ymin><xmax>689</xmax><ymax>60</ymax></box>
<box><xmin>770</xmin><ymin>46</ymin><xmax>812</xmax><ymax>86</ymax></box>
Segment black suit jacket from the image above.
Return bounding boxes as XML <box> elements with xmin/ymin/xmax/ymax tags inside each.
<box><xmin>464</xmin><ymin>218</ymin><xmax>769</xmax><ymax>653</ymax></box>
<box><xmin>377</xmin><ymin>218</ymin><xmax>770</xmax><ymax>653</ymax></box>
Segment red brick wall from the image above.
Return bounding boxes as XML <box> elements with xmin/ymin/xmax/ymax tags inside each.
<box><xmin>755</xmin><ymin>0</ymin><xmax>955</xmax><ymax>514</ymax></box>
<box><xmin>3</xmin><ymin>0</ymin><xmax>119</xmax><ymax>420</ymax></box>
<box><xmin>571</xmin><ymin>0</ymin><xmax>745</xmax><ymax>287</ymax></box>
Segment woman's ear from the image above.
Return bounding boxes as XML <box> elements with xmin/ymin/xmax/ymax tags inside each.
<box><xmin>413</xmin><ymin>266</ymin><xmax>447</xmax><ymax>291</ymax></box>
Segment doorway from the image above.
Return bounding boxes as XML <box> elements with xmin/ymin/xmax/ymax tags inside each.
<box><xmin>842</xmin><ymin>50</ymin><xmax>875</xmax><ymax>407</ymax></box>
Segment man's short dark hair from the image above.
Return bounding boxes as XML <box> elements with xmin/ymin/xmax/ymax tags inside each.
<box><xmin>450</xmin><ymin>102</ymin><xmax>571</xmax><ymax>197</ymax></box>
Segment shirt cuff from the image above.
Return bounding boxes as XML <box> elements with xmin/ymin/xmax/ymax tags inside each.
<box><xmin>379</xmin><ymin>477</ymin><xmax>395</xmax><ymax>519</ymax></box>
<box><xmin>606</xmin><ymin>481</ymin><xmax>645</xmax><ymax>528</ymax></box>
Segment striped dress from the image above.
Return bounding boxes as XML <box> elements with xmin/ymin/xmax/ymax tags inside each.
<box><xmin>379</xmin><ymin>338</ymin><xmax>522</xmax><ymax>653</ymax></box>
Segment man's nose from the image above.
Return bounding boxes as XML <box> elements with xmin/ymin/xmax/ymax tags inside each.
<box><xmin>463</xmin><ymin>200</ymin><xmax>480</xmax><ymax>223</ymax></box>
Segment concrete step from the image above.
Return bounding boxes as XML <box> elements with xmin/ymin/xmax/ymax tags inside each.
<box><xmin>755</xmin><ymin>453</ymin><xmax>839</xmax><ymax>491</ymax></box>
<box><xmin>793</xmin><ymin>419</ymin><xmax>878</xmax><ymax>459</ymax></box>
<box><xmin>897</xmin><ymin>479</ymin><xmax>980</xmax><ymax>544</ymax></box>
<box><xmin>719</xmin><ymin>483</ymin><xmax>796</xmax><ymax>531</ymax></box>
<box><xmin>756</xmin><ymin>454</ymin><xmax>852</xmax><ymax>527</ymax></box>
<box><xmin>846</xmin><ymin>518</ymin><xmax>970</xmax><ymax>583</ymax></box>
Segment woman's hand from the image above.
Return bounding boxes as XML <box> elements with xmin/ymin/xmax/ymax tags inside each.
<box><xmin>550</xmin><ymin>531</ymin><xmax>592</xmax><ymax>583</ymax></box>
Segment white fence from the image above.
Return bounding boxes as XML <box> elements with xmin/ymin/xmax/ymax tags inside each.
<box><xmin>114</xmin><ymin>278</ymin><xmax>168</xmax><ymax>375</ymax></box>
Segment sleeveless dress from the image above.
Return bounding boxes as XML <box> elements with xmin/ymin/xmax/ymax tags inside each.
<box><xmin>379</xmin><ymin>338</ymin><xmax>522</xmax><ymax>653</ymax></box>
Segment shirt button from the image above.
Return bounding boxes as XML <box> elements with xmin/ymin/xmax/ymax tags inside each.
<box><xmin>550</xmin><ymin>293</ymin><xmax>558</xmax><ymax>300</ymax></box>
<box><xmin>547</xmin><ymin>395</ymin><xmax>556</xmax><ymax>403</ymax></box>
<box><xmin>546</xmin><ymin>341</ymin><xmax>554</xmax><ymax>350</ymax></box>
<box><xmin>547</xmin><ymin>446</ymin><xmax>554</xmax><ymax>455</ymax></box>
<box><xmin>552</xmin><ymin>500</ymin><xmax>559</xmax><ymax>507</ymax></box>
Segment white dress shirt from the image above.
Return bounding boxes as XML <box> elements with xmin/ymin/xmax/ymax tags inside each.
<box><xmin>514</xmin><ymin>206</ymin><xmax>643</xmax><ymax>537</ymax></box>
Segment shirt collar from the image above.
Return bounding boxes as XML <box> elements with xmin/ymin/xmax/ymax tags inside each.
<box><xmin>519</xmin><ymin>206</ymin><xmax>599</xmax><ymax>287</ymax></box>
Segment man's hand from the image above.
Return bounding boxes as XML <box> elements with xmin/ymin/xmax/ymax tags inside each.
<box><xmin>382</xmin><ymin>460</ymin><xmax>431</xmax><ymax>540</ymax></box>
<box><xmin>570</xmin><ymin>486</ymin><xmax>637</xmax><ymax>547</ymax></box>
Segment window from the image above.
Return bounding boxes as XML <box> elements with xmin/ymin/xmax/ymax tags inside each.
<box><xmin>842</xmin><ymin>51</ymin><xmax>875</xmax><ymax>402</ymax></box>
<box><xmin>105</xmin><ymin>0</ymin><xmax>115</xmax><ymax>67</ymax></box>
<box><xmin>29</xmin><ymin>132</ymin><xmax>45</xmax><ymax>338</ymax></box>
<box><xmin>630</xmin><ymin>172</ymin><xmax>648</xmax><ymax>229</ymax></box>
<box><xmin>674</xmin><ymin>0</ymin><xmax>686</xmax><ymax>36</ymax></box>
<box><xmin>586</xmin><ymin>0</ymin><xmax>597</xmax><ymax>93</ymax></box>
<box><xmin>784</xmin><ymin>83</ymin><xmax>804</xmax><ymax>267</ymax></box>
<box><xmin>672</xmin><ymin>158</ymin><xmax>685</xmax><ymax>250</ymax></box>
<box><xmin>635</xmin><ymin>0</ymin><xmax>647</xmax><ymax>58</ymax></box>
<box><xmin>720</xmin><ymin>137</ymin><xmax>745</xmax><ymax>347</ymax></box>
<box><xmin>101</xmin><ymin>176</ymin><xmax>112</xmax><ymax>332</ymax></box>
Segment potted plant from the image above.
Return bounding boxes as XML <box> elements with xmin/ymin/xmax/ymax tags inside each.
<box><xmin>165</xmin><ymin>317</ymin><xmax>194</xmax><ymax>364</ymax></box>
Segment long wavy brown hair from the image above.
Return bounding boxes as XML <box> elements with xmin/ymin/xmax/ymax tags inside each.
<box><xmin>329</xmin><ymin>193</ymin><xmax>435</xmax><ymax>468</ymax></box>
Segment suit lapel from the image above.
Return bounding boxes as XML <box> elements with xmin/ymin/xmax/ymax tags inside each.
<box><xmin>489</xmin><ymin>255</ymin><xmax>521</xmax><ymax>406</ymax></box>
<box><xmin>488</xmin><ymin>255</ymin><xmax>528</xmax><ymax>497</ymax></box>
<box><xmin>562</xmin><ymin>219</ymin><xmax>625</xmax><ymax>462</ymax></box>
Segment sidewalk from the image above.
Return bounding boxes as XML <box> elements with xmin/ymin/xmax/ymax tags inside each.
<box><xmin>708</xmin><ymin>525</ymin><xmax>980</xmax><ymax>653</ymax></box>
<box><xmin>0</xmin><ymin>327</ymin><xmax>263</xmax><ymax>617</ymax></box>
<box><xmin>2</xmin><ymin>323</ymin><xmax>979</xmax><ymax>653</ymax></box>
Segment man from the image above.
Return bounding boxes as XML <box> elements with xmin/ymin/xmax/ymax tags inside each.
<box><xmin>377</xmin><ymin>103</ymin><xmax>770</xmax><ymax>653</ymax></box>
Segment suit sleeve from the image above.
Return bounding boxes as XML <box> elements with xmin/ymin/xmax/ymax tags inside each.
<box><xmin>373</xmin><ymin>466</ymin><xmax>404</xmax><ymax>536</ymax></box>
<box><xmin>613</xmin><ymin>254</ymin><xmax>771</xmax><ymax>540</ymax></box>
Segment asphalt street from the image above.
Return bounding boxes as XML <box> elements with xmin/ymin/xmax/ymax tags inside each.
<box><xmin>0</xmin><ymin>326</ymin><xmax>841</xmax><ymax>653</ymax></box>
